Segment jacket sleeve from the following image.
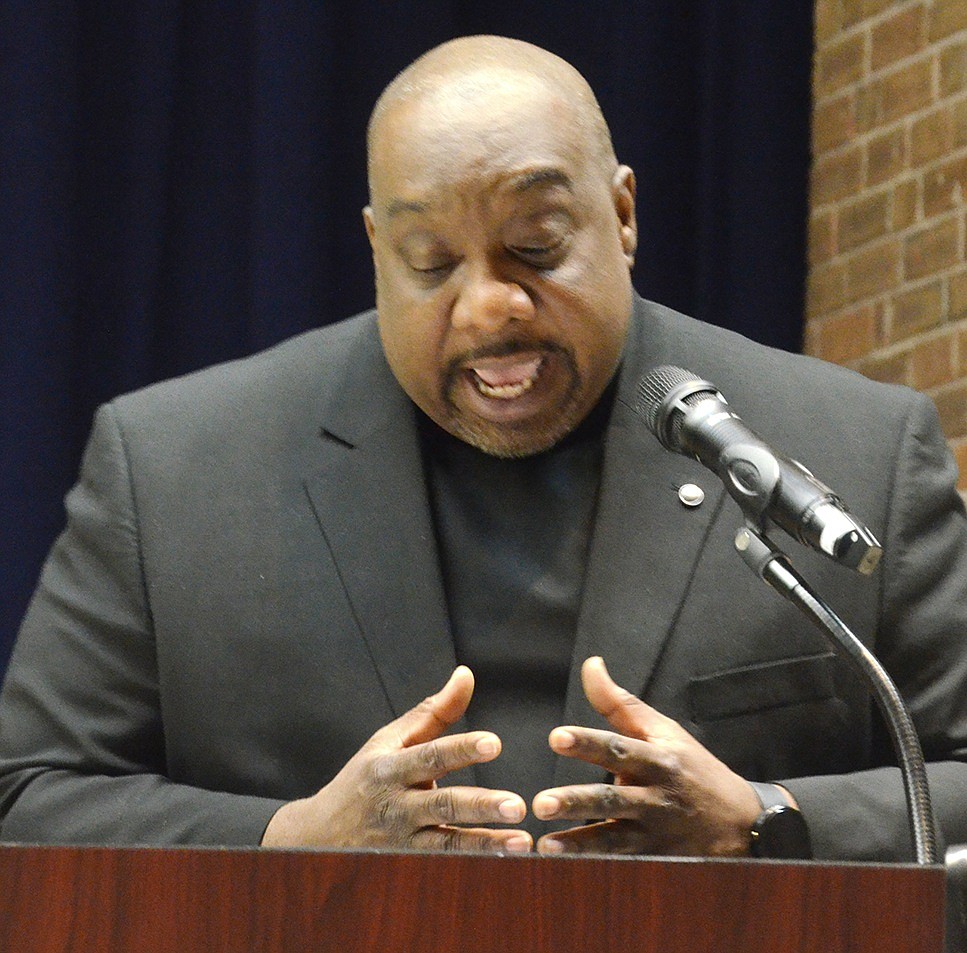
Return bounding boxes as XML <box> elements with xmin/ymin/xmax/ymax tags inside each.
<box><xmin>0</xmin><ymin>403</ymin><xmax>285</xmax><ymax>844</ymax></box>
<box><xmin>783</xmin><ymin>391</ymin><xmax>967</xmax><ymax>861</ymax></box>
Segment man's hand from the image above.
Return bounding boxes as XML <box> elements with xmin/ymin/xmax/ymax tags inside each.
<box><xmin>261</xmin><ymin>666</ymin><xmax>531</xmax><ymax>851</ymax></box>
<box><xmin>532</xmin><ymin>657</ymin><xmax>761</xmax><ymax>856</ymax></box>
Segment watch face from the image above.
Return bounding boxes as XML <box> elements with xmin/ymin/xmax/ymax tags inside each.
<box><xmin>752</xmin><ymin>805</ymin><xmax>813</xmax><ymax>859</ymax></box>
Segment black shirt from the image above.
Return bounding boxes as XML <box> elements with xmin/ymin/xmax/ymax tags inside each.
<box><xmin>419</xmin><ymin>384</ymin><xmax>615</xmax><ymax>836</ymax></box>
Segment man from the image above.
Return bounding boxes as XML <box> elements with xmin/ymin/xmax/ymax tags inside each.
<box><xmin>1</xmin><ymin>37</ymin><xmax>965</xmax><ymax>860</ymax></box>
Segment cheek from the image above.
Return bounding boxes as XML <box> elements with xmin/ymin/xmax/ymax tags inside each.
<box><xmin>541</xmin><ymin>253</ymin><xmax>631</xmax><ymax>364</ymax></box>
<box><xmin>376</xmin><ymin>297</ymin><xmax>452</xmax><ymax>409</ymax></box>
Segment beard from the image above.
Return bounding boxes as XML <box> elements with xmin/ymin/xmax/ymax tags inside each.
<box><xmin>440</xmin><ymin>340</ymin><xmax>585</xmax><ymax>458</ymax></box>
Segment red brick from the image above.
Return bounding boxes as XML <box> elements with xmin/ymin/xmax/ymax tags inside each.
<box><xmin>890</xmin><ymin>280</ymin><xmax>945</xmax><ymax>340</ymax></box>
<box><xmin>893</xmin><ymin>177</ymin><xmax>921</xmax><ymax>230</ymax></box>
<box><xmin>866</xmin><ymin>126</ymin><xmax>906</xmax><ymax>185</ymax></box>
<box><xmin>953</xmin><ymin>439</ymin><xmax>967</xmax><ymax>490</ymax></box>
<box><xmin>839</xmin><ymin>191</ymin><xmax>891</xmax><ymax>250</ymax></box>
<box><xmin>842</xmin><ymin>0</ymin><xmax>896</xmax><ymax>29</ymax></box>
<box><xmin>858</xmin><ymin>59</ymin><xmax>934</xmax><ymax>133</ymax></box>
<box><xmin>878</xmin><ymin>58</ymin><xmax>935</xmax><ymax>126</ymax></box>
<box><xmin>807</xmin><ymin>261</ymin><xmax>850</xmax><ymax>317</ymax></box>
<box><xmin>923</xmin><ymin>155</ymin><xmax>967</xmax><ymax>218</ymax></box>
<box><xmin>814</xmin><ymin>94</ymin><xmax>859</xmax><ymax>154</ymax></box>
<box><xmin>871</xmin><ymin>5</ymin><xmax>927</xmax><ymax>72</ymax></box>
<box><xmin>910</xmin><ymin>101</ymin><xmax>967</xmax><ymax>168</ymax></box>
<box><xmin>903</xmin><ymin>216</ymin><xmax>961</xmax><ymax>281</ymax></box>
<box><xmin>818</xmin><ymin>32</ymin><xmax>866</xmax><ymax>98</ymax></box>
<box><xmin>932</xmin><ymin>382</ymin><xmax>967</xmax><ymax>438</ymax></box>
<box><xmin>940</xmin><ymin>41</ymin><xmax>967</xmax><ymax>97</ymax></box>
<box><xmin>815</xmin><ymin>0</ymin><xmax>845</xmax><ymax>45</ymax></box>
<box><xmin>815</xmin><ymin>305</ymin><xmax>878</xmax><ymax>364</ymax></box>
<box><xmin>950</xmin><ymin>267</ymin><xmax>967</xmax><ymax>319</ymax></box>
<box><xmin>845</xmin><ymin>240</ymin><xmax>902</xmax><ymax>303</ymax></box>
<box><xmin>811</xmin><ymin>146</ymin><xmax>865</xmax><ymax>204</ymax></box>
<box><xmin>858</xmin><ymin>349</ymin><xmax>910</xmax><ymax>386</ymax></box>
<box><xmin>929</xmin><ymin>0</ymin><xmax>967</xmax><ymax>43</ymax></box>
<box><xmin>809</xmin><ymin>211</ymin><xmax>837</xmax><ymax>265</ymax></box>
<box><xmin>910</xmin><ymin>332</ymin><xmax>956</xmax><ymax>390</ymax></box>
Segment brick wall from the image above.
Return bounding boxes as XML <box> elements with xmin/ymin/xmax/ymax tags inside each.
<box><xmin>806</xmin><ymin>0</ymin><xmax>967</xmax><ymax>491</ymax></box>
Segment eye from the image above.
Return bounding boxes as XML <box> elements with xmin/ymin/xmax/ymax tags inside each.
<box><xmin>409</xmin><ymin>260</ymin><xmax>456</xmax><ymax>286</ymax></box>
<box><xmin>413</xmin><ymin>261</ymin><xmax>453</xmax><ymax>276</ymax></box>
<box><xmin>511</xmin><ymin>237</ymin><xmax>566</xmax><ymax>266</ymax></box>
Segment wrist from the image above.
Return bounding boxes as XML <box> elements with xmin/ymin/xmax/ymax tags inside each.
<box><xmin>261</xmin><ymin>798</ymin><xmax>312</xmax><ymax>847</ymax></box>
<box><xmin>747</xmin><ymin>781</ymin><xmax>812</xmax><ymax>859</ymax></box>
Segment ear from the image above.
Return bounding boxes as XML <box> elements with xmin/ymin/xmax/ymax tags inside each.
<box><xmin>362</xmin><ymin>205</ymin><xmax>376</xmax><ymax>251</ymax></box>
<box><xmin>611</xmin><ymin>165</ymin><xmax>637</xmax><ymax>269</ymax></box>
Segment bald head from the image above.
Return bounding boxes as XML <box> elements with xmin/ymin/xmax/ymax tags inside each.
<box><xmin>367</xmin><ymin>36</ymin><xmax>617</xmax><ymax>194</ymax></box>
<box><xmin>362</xmin><ymin>36</ymin><xmax>637</xmax><ymax>458</ymax></box>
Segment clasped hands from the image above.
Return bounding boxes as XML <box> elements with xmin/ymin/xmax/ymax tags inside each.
<box><xmin>262</xmin><ymin>656</ymin><xmax>762</xmax><ymax>856</ymax></box>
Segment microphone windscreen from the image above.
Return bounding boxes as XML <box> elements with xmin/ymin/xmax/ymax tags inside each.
<box><xmin>635</xmin><ymin>365</ymin><xmax>719</xmax><ymax>450</ymax></box>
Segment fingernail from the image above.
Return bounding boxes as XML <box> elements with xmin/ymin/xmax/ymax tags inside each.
<box><xmin>476</xmin><ymin>736</ymin><xmax>499</xmax><ymax>758</ymax></box>
<box><xmin>505</xmin><ymin>835</ymin><xmax>531</xmax><ymax>853</ymax></box>
<box><xmin>550</xmin><ymin>729</ymin><xmax>575</xmax><ymax>750</ymax></box>
<box><xmin>540</xmin><ymin>838</ymin><xmax>564</xmax><ymax>855</ymax></box>
<box><xmin>499</xmin><ymin>798</ymin><xmax>524</xmax><ymax>822</ymax></box>
<box><xmin>535</xmin><ymin>795</ymin><xmax>560</xmax><ymax>818</ymax></box>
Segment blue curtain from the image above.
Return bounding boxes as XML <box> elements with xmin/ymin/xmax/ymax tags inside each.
<box><xmin>0</xmin><ymin>0</ymin><xmax>814</xmax><ymax>669</ymax></box>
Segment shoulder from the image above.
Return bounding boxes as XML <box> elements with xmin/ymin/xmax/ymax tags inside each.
<box><xmin>104</xmin><ymin>311</ymin><xmax>380</xmax><ymax>439</ymax></box>
<box><xmin>114</xmin><ymin>310</ymin><xmax>379</xmax><ymax>418</ymax></box>
<box><xmin>98</xmin><ymin>310</ymin><xmax>387</xmax><ymax>471</ymax></box>
<box><xmin>629</xmin><ymin>295</ymin><xmax>927</xmax><ymax>433</ymax></box>
<box><xmin>625</xmin><ymin>296</ymin><xmax>949</xmax><ymax>529</ymax></box>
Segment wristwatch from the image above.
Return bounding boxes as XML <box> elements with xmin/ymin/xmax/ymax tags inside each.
<box><xmin>748</xmin><ymin>781</ymin><xmax>813</xmax><ymax>859</ymax></box>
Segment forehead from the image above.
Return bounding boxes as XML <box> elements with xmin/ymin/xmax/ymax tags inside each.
<box><xmin>369</xmin><ymin>73</ymin><xmax>596</xmax><ymax>213</ymax></box>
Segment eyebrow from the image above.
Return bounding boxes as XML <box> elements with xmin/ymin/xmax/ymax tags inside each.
<box><xmin>386</xmin><ymin>199</ymin><xmax>431</xmax><ymax>218</ymax></box>
<box><xmin>511</xmin><ymin>169</ymin><xmax>575</xmax><ymax>194</ymax></box>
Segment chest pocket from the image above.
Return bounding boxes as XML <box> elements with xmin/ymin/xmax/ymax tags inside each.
<box><xmin>687</xmin><ymin>652</ymin><xmax>860</xmax><ymax>780</ymax></box>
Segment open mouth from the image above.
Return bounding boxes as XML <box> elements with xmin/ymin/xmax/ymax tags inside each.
<box><xmin>467</xmin><ymin>354</ymin><xmax>545</xmax><ymax>400</ymax></box>
<box><xmin>443</xmin><ymin>344</ymin><xmax>582</xmax><ymax>456</ymax></box>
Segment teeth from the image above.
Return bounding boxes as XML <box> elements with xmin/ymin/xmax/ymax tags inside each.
<box><xmin>475</xmin><ymin>375</ymin><xmax>535</xmax><ymax>399</ymax></box>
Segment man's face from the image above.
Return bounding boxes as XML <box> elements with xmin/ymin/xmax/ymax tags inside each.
<box><xmin>365</xmin><ymin>76</ymin><xmax>636</xmax><ymax>457</ymax></box>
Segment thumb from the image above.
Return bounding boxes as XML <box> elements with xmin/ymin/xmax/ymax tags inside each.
<box><xmin>377</xmin><ymin>665</ymin><xmax>475</xmax><ymax>750</ymax></box>
<box><xmin>581</xmin><ymin>656</ymin><xmax>665</xmax><ymax>741</ymax></box>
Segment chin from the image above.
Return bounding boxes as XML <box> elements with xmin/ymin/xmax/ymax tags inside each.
<box><xmin>449</xmin><ymin>412</ymin><xmax>581</xmax><ymax>458</ymax></box>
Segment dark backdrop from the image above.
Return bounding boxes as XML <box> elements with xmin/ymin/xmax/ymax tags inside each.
<box><xmin>0</xmin><ymin>1</ymin><xmax>814</xmax><ymax>670</ymax></box>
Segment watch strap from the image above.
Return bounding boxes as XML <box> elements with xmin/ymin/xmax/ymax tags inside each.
<box><xmin>749</xmin><ymin>781</ymin><xmax>792</xmax><ymax>811</ymax></box>
<box><xmin>748</xmin><ymin>780</ymin><xmax>812</xmax><ymax>859</ymax></box>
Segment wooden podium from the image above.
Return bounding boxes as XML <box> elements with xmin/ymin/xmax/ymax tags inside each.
<box><xmin>0</xmin><ymin>845</ymin><xmax>946</xmax><ymax>952</ymax></box>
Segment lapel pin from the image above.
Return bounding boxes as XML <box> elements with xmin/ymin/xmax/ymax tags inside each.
<box><xmin>677</xmin><ymin>483</ymin><xmax>705</xmax><ymax>507</ymax></box>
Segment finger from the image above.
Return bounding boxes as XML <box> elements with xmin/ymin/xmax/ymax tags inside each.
<box><xmin>536</xmin><ymin>820</ymin><xmax>658</xmax><ymax>856</ymax></box>
<box><xmin>383</xmin><ymin>730</ymin><xmax>503</xmax><ymax>786</ymax></box>
<box><xmin>532</xmin><ymin>782</ymin><xmax>667</xmax><ymax>823</ymax></box>
<box><xmin>581</xmin><ymin>657</ymin><xmax>675</xmax><ymax>740</ymax></box>
<box><xmin>410</xmin><ymin>826</ymin><xmax>533</xmax><ymax>854</ymax></box>
<box><xmin>371</xmin><ymin>666</ymin><xmax>475</xmax><ymax>752</ymax></box>
<box><xmin>403</xmin><ymin>785</ymin><xmax>528</xmax><ymax>828</ymax></box>
<box><xmin>545</xmin><ymin>725</ymin><xmax>670</xmax><ymax>780</ymax></box>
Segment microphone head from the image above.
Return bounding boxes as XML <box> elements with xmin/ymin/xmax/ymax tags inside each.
<box><xmin>635</xmin><ymin>365</ymin><xmax>723</xmax><ymax>451</ymax></box>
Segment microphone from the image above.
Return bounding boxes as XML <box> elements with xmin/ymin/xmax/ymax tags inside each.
<box><xmin>635</xmin><ymin>365</ymin><xmax>882</xmax><ymax>575</ymax></box>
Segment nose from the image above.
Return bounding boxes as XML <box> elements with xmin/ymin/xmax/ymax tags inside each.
<box><xmin>450</xmin><ymin>262</ymin><xmax>535</xmax><ymax>333</ymax></box>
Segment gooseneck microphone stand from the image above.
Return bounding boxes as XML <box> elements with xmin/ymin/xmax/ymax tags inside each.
<box><xmin>734</xmin><ymin>523</ymin><xmax>940</xmax><ymax>866</ymax></box>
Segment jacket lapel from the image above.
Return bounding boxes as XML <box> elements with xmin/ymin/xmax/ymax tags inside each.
<box><xmin>301</xmin><ymin>319</ymin><xmax>457</xmax><ymax>721</ymax></box>
<box><xmin>552</xmin><ymin>302</ymin><xmax>727</xmax><ymax>788</ymax></box>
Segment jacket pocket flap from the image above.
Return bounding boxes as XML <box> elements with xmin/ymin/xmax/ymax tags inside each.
<box><xmin>688</xmin><ymin>652</ymin><xmax>838</xmax><ymax>722</ymax></box>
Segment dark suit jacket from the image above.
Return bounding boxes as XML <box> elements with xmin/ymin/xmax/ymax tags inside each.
<box><xmin>1</xmin><ymin>296</ymin><xmax>965</xmax><ymax>859</ymax></box>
